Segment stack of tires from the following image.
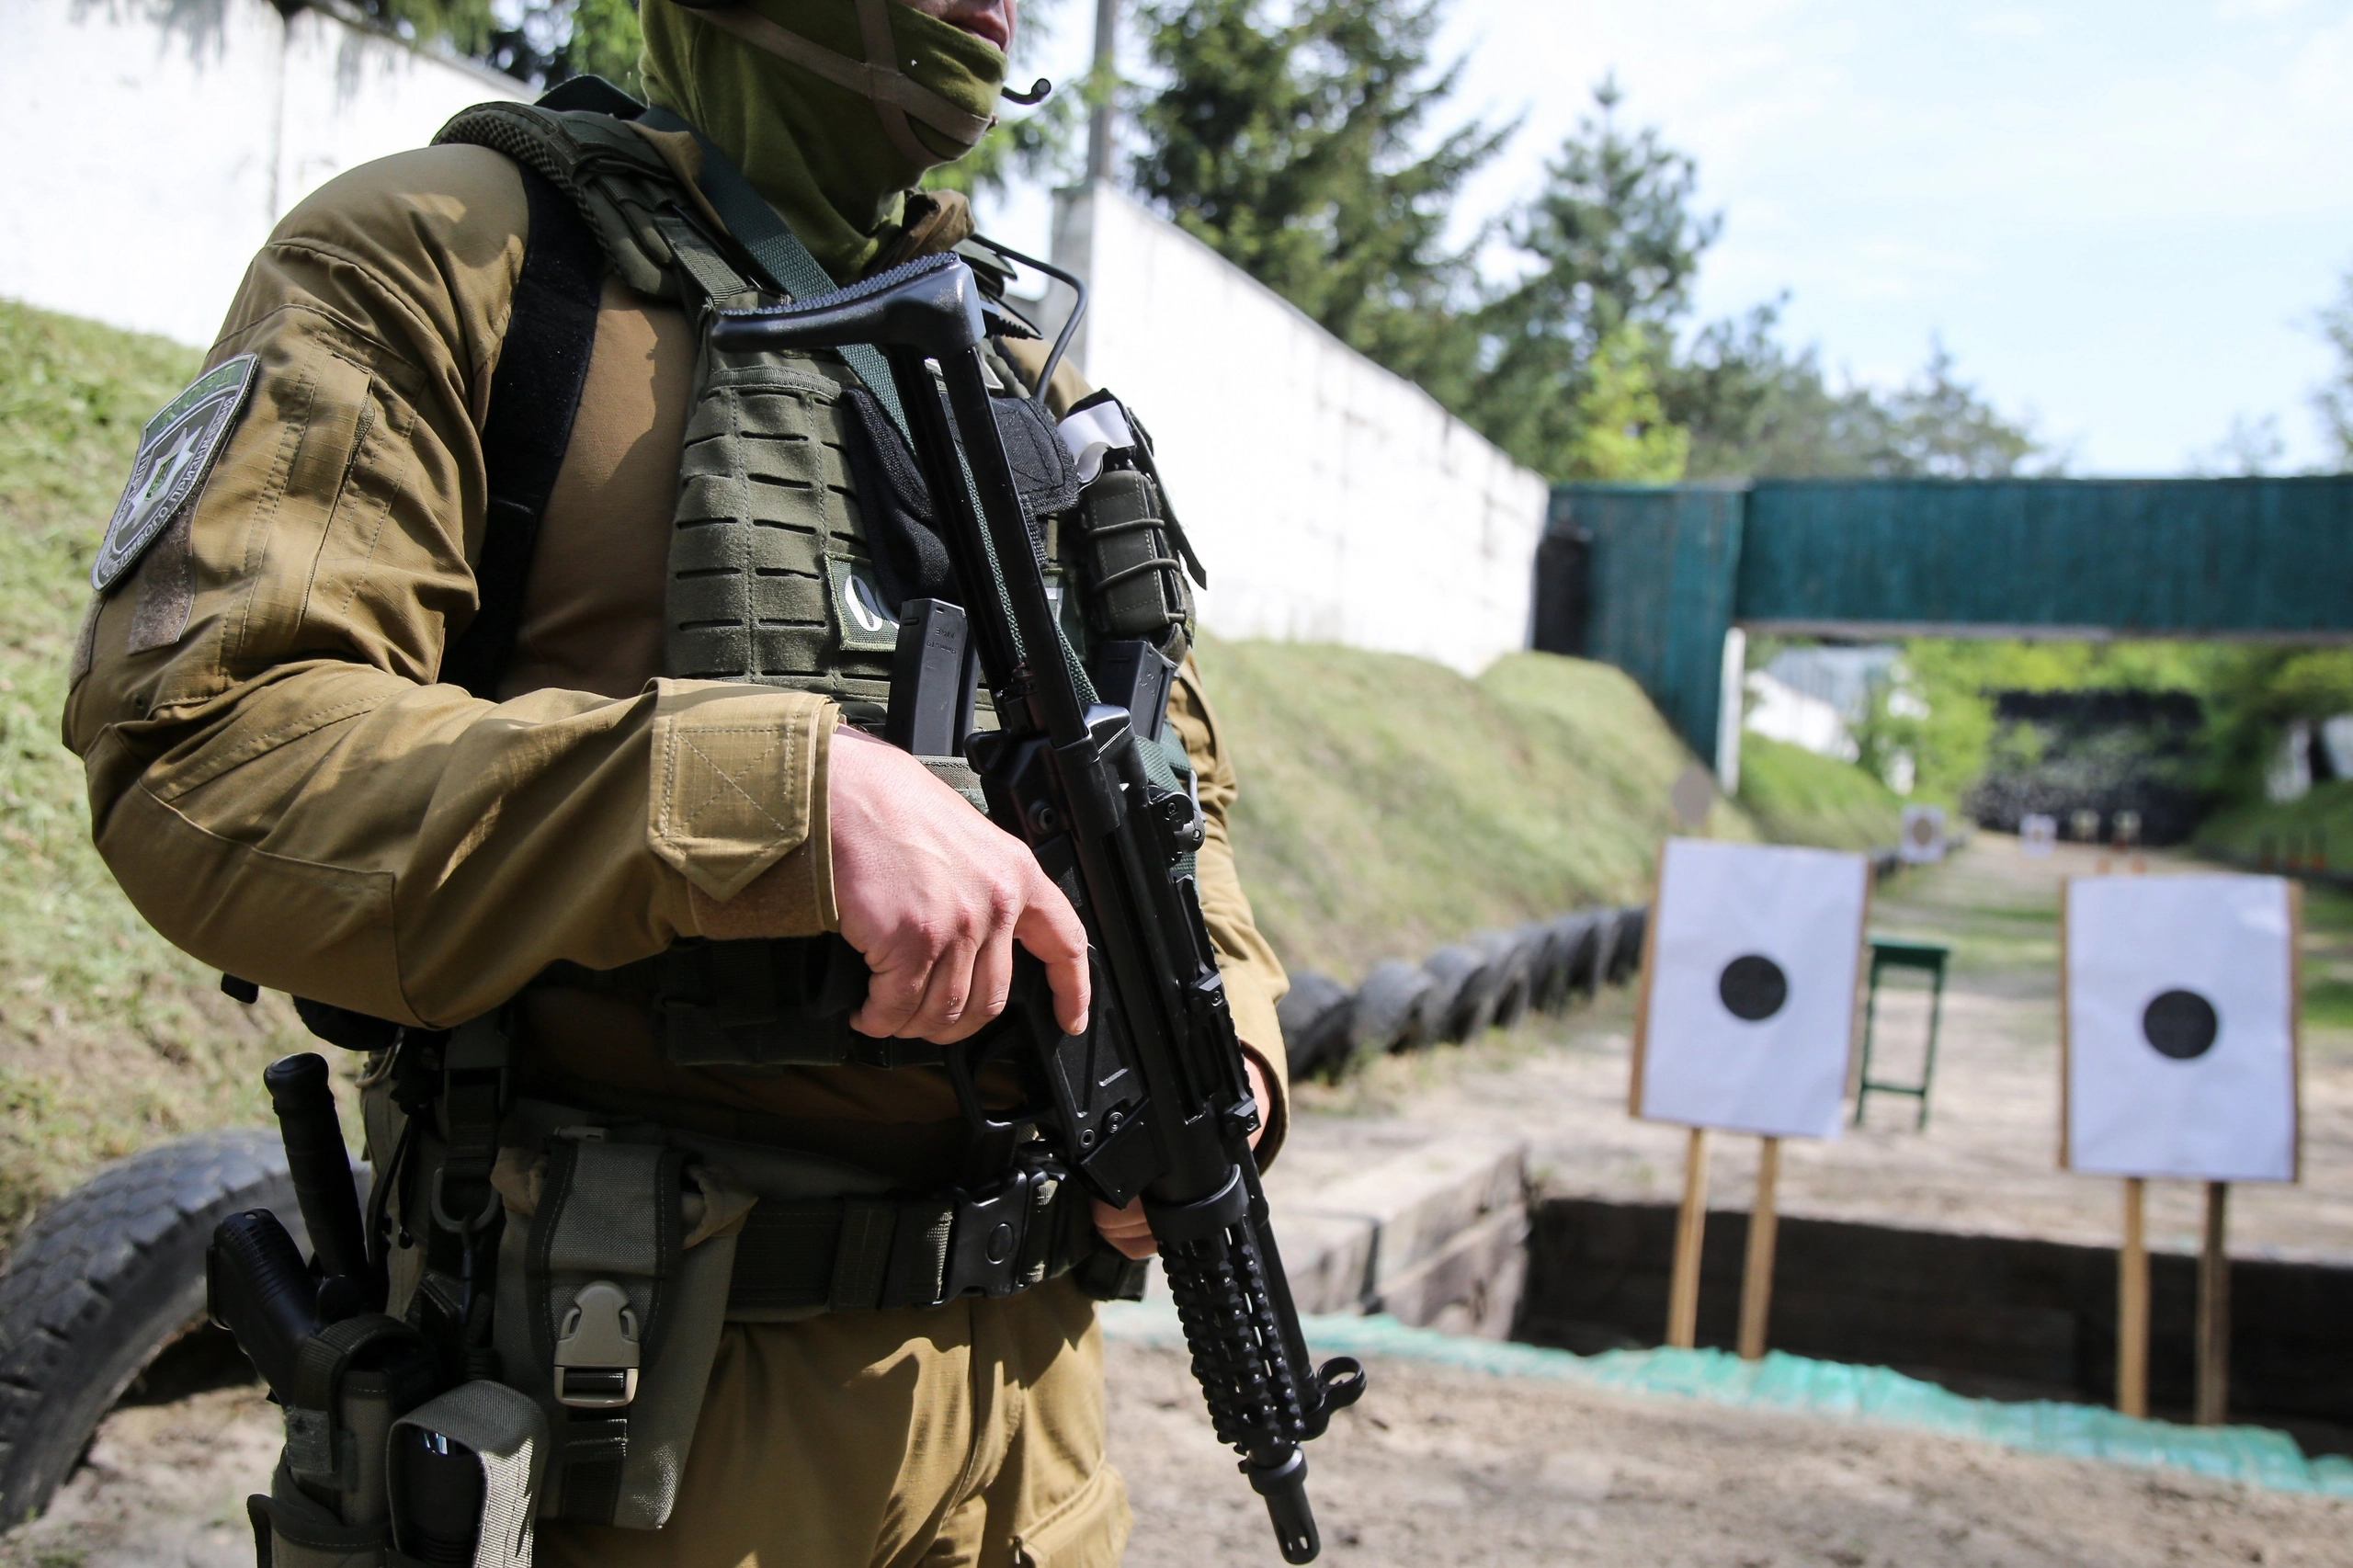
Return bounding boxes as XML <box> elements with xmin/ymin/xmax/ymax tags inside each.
<box><xmin>1275</xmin><ymin>903</ymin><xmax>1649</xmax><ymax>1080</ymax></box>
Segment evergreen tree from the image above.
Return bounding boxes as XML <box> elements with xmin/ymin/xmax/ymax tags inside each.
<box><xmin>2316</xmin><ymin>263</ymin><xmax>2353</xmax><ymax>472</ymax></box>
<box><xmin>1458</xmin><ymin>78</ymin><xmax>1715</xmax><ymax>479</ymax></box>
<box><xmin>349</xmin><ymin>0</ymin><xmax>642</xmax><ymax>94</ymax></box>
<box><xmin>1131</xmin><ymin>0</ymin><xmax>1506</xmax><ymax>398</ymax></box>
<box><xmin>1665</xmin><ymin>320</ymin><xmax>2043</xmax><ymax>481</ymax></box>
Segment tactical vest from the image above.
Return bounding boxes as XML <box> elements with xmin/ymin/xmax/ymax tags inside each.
<box><xmin>251</xmin><ymin>82</ymin><xmax>1206</xmax><ymax>1552</ymax></box>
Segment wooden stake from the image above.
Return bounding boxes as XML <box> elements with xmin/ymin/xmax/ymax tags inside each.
<box><xmin>2197</xmin><ymin>1181</ymin><xmax>2232</xmax><ymax>1426</ymax></box>
<box><xmin>1666</xmin><ymin>1127</ymin><xmax>1710</xmax><ymax>1348</ymax></box>
<box><xmin>2118</xmin><ymin>1176</ymin><xmax>2149</xmax><ymax>1418</ymax></box>
<box><xmin>1737</xmin><ymin>1135</ymin><xmax>1781</xmax><ymax>1361</ymax></box>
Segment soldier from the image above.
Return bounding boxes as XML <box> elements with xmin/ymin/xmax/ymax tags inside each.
<box><xmin>62</xmin><ymin>0</ymin><xmax>1290</xmax><ymax>1562</ymax></box>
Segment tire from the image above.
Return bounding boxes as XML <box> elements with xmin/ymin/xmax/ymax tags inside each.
<box><xmin>1349</xmin><ymin>960</ymin><xmax>1434</xmax><ymax>1058</ymax></box>
<box><xmin>1275</xmin><ymin>970</ymin><xmax>1356</xmax><ymax>1080</ymax></box>
<box><xmin>0</xmin><ymin>1128</ymin><xmax>297</xmax><ymax>1526</ymax></box>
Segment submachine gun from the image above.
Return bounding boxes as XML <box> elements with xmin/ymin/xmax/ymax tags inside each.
<box><xmin>711</xmin><ymin>256</ymin><xmax>1365</xmax><ymax>1562</ymax></box>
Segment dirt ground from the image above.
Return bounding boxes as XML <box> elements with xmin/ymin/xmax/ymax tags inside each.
<box><xmin>1109</xmin><ymin>1338</ymin><xmax>2351</xmax><ymax>1568</ymax></box>
<box><xmin>1279</xmin><ymin>835</ymin><xmax>2353</xmax><ymax>1265</ymax></box>
<box><xmin>10</xmin><ymin>835</ymin><xmax>2347</xmax><ymax>1566</ymax></box>
<box><xmin>12</xmin><ymin>1337</ymin><xmax>2349</xmax><ymax>1568</ymax></box>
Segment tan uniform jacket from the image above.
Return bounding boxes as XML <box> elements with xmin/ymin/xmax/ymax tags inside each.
<box><xmin>62</xmin><ymin>136</ymin><xmax>1291</xmax><ymax>1178</ymax></box>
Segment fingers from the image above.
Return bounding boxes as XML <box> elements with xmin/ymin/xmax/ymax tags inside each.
<box><xmin>847</xmin><ymin>941</ymin><xmax>934</xmax><ymax>1040</ymax></box>
<box><xmin>1093</xmin><ymin>1197</ymin><xmax>1157</xmax><ymax>1261</ymax></box>
<box><xmin>951</xmin><ymin>923</ymin><xmax>1017</xmax><ymax>1045</ymax></box>
<box><xmin>1016</xmin><ymin>864</ymin><xmax>1091</xmax><ymax>1035</ymax></box>
<box><xmin>829</xmin><ymin>730</ymin><xmax>1092</xmax><ymax>1043</ymax></box>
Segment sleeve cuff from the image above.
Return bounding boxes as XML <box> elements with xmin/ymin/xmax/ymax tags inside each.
<box><xmin>1227</xmin><ymin>972</ymin><xmax>1291</xmax><ymax>1169</ymax></box>
<box><xmin>648</xmin><ymin>680</ymin><xmax>837</xmax><ymax>926</ymax></box>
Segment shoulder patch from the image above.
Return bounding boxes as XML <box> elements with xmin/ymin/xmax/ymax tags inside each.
<box><xmin>91</xmin><ymin>353</ymin><xmax>259</xmax><ymax>592</ymax></box>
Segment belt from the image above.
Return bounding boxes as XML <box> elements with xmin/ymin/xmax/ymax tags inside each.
<box><xmin>726</xmin><ymin>1153</ymin><xmax>1097</xmax><ymax>1312</ymax></box>
<box><xmin>536</xmin><ymin>937</ymin><xmax>946</xmax><ymax>1071</ymax></box>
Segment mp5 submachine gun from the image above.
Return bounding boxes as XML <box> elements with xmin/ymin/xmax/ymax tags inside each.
<box><xmin>710</xmin><ymin>255</ymin><xmax>1364</xmax><ymax>1563</ymax></box>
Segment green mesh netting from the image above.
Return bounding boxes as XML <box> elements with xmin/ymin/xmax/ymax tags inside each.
<box><xmin>1098</xmin><ymin>1301</ymin><xmax>2353</xmax><ymax>1497</ymax></box>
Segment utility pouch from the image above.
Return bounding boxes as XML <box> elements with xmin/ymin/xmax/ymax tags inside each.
<box><xmin>1071</xmin><ymin>466</ymin><xmax>1190</xmax><ymax>660</ymax></box>
<box><xmin>1061</xmin><ymin>390</ymin><xmax>1199</xmax><ymax>673</ymax></box>
<box><xmin>279</xmin><ymin>1314</ymin><xmax>438</xmax><ymax>1529</ymax></box>
<box><xmin>490</xmin><ymin>1136</ymin><xmax>748</xmax><ymax>1530</ymax></box>
<box><xmin>387</xmin><ymin>1381</ymin><xmax>548</xmax><ymax>1568</ymax></box>
<box><xmin>249</xmin><ymin>1457</ymin><xmax>390</xmax><ymax>1568</ymax></box>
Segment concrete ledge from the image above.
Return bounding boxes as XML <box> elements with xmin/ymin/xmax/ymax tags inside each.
<box><xmin>1270</xmin><ymin>1134</ymin><xmax>1530</xmax><ymax>1331</ymax></box>
<box><xmin>1378</xmin><ymin>1203</ymin><xmax>1529</xmax><ymax>1338</ymax></box>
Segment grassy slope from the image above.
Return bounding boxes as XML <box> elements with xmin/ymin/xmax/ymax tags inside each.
<box><xmin>1736</xmin><ymin>733</ymin><xmax>1905</xmax><ymax>852</ymax></box>
<box><xmin>0</xmin><ymin>301</ymin><xmax>306</xmax><ymax>1236</ymax></box>
<box><xmin>1193</xmin><ymin>641</ymin><xmax>1753</xmax><ymax>980</ymax></box>
<box><xmin>0</xmin><ymin>301</ymin><xmax>1786</xmax><ymax>1228</ymax></box>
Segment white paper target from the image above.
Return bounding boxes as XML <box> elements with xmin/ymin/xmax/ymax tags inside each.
<box><xmin>1635</xmin><ymin>839</ymin><xmax>1870</xmax><ymax>1139</ymax></box>
<box><xmin>2064</xmin><ymin>875</ymin><xmax>2299</xmax><ymax>1182</ymax></box>
<box><xmin>1898</xmin><ymin>804</ymin><xmax>1947</xmax><ymax>864</ymax></box>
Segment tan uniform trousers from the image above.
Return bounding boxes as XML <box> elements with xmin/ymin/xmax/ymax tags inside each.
<box><xmin>538</xmin><ymin>1278</ymin><xmax>1129</xmax><ymax>1568</ymax></box>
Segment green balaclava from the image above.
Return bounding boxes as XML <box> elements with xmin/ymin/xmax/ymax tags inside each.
<box><xmin>641</xmin><ymin>0</ymin><xmax>1006</xmax><ymax>281</ymax></box>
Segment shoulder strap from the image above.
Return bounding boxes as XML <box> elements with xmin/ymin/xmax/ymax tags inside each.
<box><xmin>440</xmin><ymin>166</ymin><xmax>604</xmax><ymax>700</ymax></box>
<box><xmin>637</xmin><ymin>105</ymin><xmax>917</xmax><ymax>448</ymax></box>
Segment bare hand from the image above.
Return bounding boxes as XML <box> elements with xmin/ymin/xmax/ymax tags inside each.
<box><xmin>1094</xmin><ymin>1053</ymin><xmax>1272</xmax><ymax>1260</ymax></box>
<box><xmin>829</xmin><ymin>728</ymin><xmax>1089</xmax><ymax>1043</ymax></box>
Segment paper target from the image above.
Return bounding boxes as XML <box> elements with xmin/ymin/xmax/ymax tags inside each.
<box><xmin>2063</xmin><ymin>874</ymin><xmax>2299</xmax><ymax>1182</ymax></box>
<box><xmin>1633</xmin><ymin>839</ymin><xmax>1871</xmax><ymax>1139</ymax></box>
<box><xmin>1898</xmin><ymin>805</ymin><xmax>1947</xmax><ymax>864</ymax></box>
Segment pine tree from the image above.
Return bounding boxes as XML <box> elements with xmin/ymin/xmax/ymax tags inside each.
<box><xmin>1131</xmin><ymin>0</ymin><xmax>1505</xmax><ymax>399</ymax></box>
<box><xmin>1460</xmin><ymin>77</ymin><xmax>1714</xmax><ymax>479</ymax></box>
<box><xmin>2315</xmin><ymin>264</ymin><xmax>2353</xmax><ymax>472</ymax></box>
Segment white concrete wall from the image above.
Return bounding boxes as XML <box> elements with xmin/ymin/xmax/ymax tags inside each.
<box><xmin>1</xmin><ymin>0</ymin><xmax>521</xmax><ymax>347</ymax></box>
<box><xmin>1051</xmin><ymin>183</ymin><xmax>1548</xmax><ymax>676</ymax></box>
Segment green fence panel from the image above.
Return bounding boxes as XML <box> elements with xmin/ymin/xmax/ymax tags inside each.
<box><xmin>1740</xmin><ymin>477</ymin><xmax>2353</xmax><ymax>637</ymax></box>
<box><xmin>1549</xmin><ymin>483</ymin><xmax>1745</xmax><ymax>757</ymax></box>
<box><xmin>1548</xmin><ymin>475</ymin><xmax>2353</xmax><ymax>759</ymax></box>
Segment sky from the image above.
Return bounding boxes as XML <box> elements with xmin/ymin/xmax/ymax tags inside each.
<box><xmin>989</xmin><ymin>0</ymin><xmax>2353</xmax><ymax>475</ymax></box>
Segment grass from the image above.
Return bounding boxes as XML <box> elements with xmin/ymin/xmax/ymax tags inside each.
<box><xmin>0</xmin><ymin>297</ymin><xmax>1877</xmax><ymax>1233</ymax></box>
<box><xmin>1735</xmin><ymin>733</ymin><xmax>1905</xmax><ymax>851</ymax></box>
<box><xmin>1194</xmin><ymin>640</ymin><xmax>1754</xmax><ymax>980</ymax></box>
<box><xmin>2197</xmin><ymin>781</ymin><xmax>2353</xmax><ymax>874</ymax></box>
<box><xmin>0</xmin><ymin>301</ymin><xmax>307</xmax><ymax>1239</ymax></box>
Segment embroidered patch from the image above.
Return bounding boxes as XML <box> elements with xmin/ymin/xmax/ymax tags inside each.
<box><xmin>824</xmin><ymin>556</ymin><xmax>900</xmax><ymax>653</ymax></box>
<box><xmin>91</xmin><ymin>353</ymin><xmax>259</xmax><ymax>592</ymax></box>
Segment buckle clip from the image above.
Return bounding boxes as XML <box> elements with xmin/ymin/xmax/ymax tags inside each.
<box><xmin>553</xmin><ymin>1280</ymin><xmax>641</xmax><ymax>1409</ymax></box>
<box><xmin>942</xmin><ymin>1156</ymin><xmax>1065</xmax><ymax>1301</ymax></box>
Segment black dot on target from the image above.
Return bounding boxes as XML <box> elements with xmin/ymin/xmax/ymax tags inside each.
<box><xmin>2142</xmin><ymin>989</ymin><xmax>2219</xmax><ymax>1061</ymax></box>
<box><xmin>1718</xmin><ymin>955</ymin><xmax>1788</xmax><ymax>1022</ymax></box>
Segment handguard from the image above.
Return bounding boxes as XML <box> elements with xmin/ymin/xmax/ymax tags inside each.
<box><xmin>715</xmin><ymin>256</ymin><xmax>1366</xmax><ymax>1563</ymax></box>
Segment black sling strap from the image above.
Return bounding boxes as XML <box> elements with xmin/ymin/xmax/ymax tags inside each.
<box><xmin>440</xmin><ymin>165</ymin><xmax>604</xmax><ymax>699</ymax></box>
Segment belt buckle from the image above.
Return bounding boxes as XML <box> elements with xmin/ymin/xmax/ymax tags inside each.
<box><xmin>942</xmin><ymin>1159</ymin><xmax>1063</xmax><ymax>1300</ymax></box>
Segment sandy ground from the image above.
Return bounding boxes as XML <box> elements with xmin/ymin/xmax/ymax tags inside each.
<box><xmin>13</xmin><ymin>1339</ymin><xmax>2350</xmax><ymax>1568</ymax></box>
<box><xmin>1111</xmin><ymin>1339</ymin><xmax>2352</xmax><ymax>1568</ymax></box>
<box><xmin>1278</xmin><ymin>835</ymin><xmax>2353</xmax><ymax>1265</ymax></box>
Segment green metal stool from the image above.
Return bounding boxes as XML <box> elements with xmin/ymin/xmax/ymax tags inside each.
<box><xmin>1855</xmin><ymin>937</ymin><xmax>1949</xmax><ymax>1130</ymax></box>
